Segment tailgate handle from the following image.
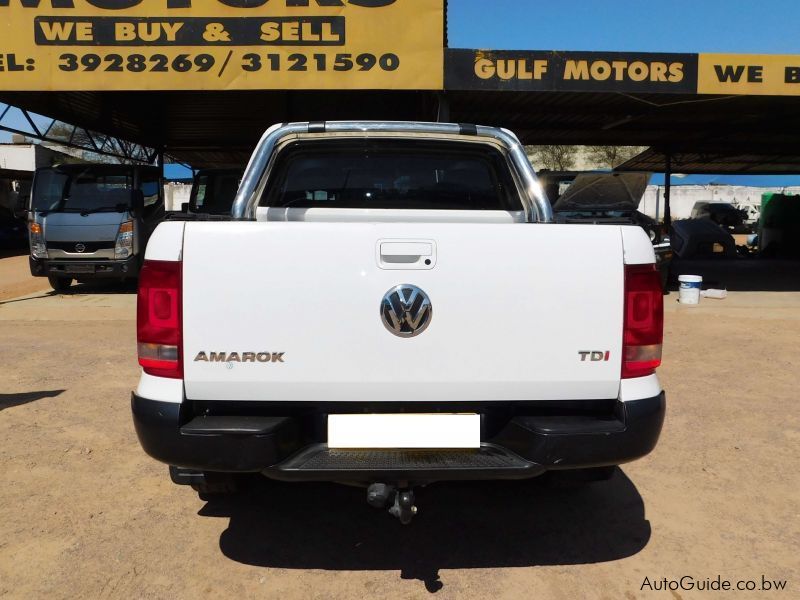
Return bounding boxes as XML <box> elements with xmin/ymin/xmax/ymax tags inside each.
<box><xmin>377</xmin><ymin>240</ymin><xmax>436</xmax><ymax>270</ymax></box>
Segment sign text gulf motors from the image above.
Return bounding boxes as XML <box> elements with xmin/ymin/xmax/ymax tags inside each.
<box><xmin>444</xmin><ymin>50</ymin><xmax>698</xmax><ymax>94</ymax></box>
<box><xmin>0</xmin><ymin>0</ymin><xmax>444</xmax><ymax>91</ymax></box>
<box><xmin>445</xmin><ymin>49</ymin><xmax>800</xmax><ymax>96</ymax></box>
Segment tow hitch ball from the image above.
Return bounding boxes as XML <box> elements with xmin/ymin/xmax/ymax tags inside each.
<box><xmin>367</xmin><ymin>483</ymin><xmax>417</xmax><ymax>524</ymax></box>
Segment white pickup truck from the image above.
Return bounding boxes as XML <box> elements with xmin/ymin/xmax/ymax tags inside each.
<box><xmin>132</xmin><ymin>121</ymin><xmax>665</xmax><ymax>523</ymax></box>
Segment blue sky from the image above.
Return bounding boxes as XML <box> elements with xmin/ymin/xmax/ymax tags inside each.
<box><xmin>448</xmin><ymin>0</ymin><xmax>800</xmax><ymax>53</ymax></box>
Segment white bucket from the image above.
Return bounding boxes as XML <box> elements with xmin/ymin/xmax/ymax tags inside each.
<box><xmin>678</xmin><ymin>275</ymin><xmax>703</xmax><ymax>305</ymax></box>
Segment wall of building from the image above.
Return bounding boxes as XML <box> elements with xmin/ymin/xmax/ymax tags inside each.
<box><xmin>164</xmin><ymin>182</ymin><xmax>191</xmax><ymax>212</ymax></box>
<box><xmin>0</xmin><ymin>144</ymin><xmax>36</xmax><ymax>172</ymax></box>
<box><xmin>0</xmin><ymin>143</ymin><xmax>76</xmax><ymax>172</ymax></box>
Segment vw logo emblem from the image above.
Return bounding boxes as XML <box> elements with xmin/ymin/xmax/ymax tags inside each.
<box><xmin>381</xmin><ymin>284</ymin><xmax>432</xmax><ymax>338</ymax></box>
<box><xmin>74</xmin><ymin>243</ymin><xmax>86</xmax><ymax>253</ymax></box>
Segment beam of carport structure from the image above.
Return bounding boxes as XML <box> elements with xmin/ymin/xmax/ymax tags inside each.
<box><xmin>0</xmin><ymin>90</ymin><xmax>441</xmax><ymax>169</ymax></box>
<box><xmin>615</xmin><ymin>147</ymin><xmax>800</xmax><ymax>175</ymax></box>
<box><xmin>443</xmin><ymin>90</ymin><xmax>800</xmax><ymax>151</ymax></box>
<box><xmin>0</xmin><ymin>102</ymin><xmax>158</xmax><ymax>164</ymax></box>
<box><xmin>5</xmin><ymin>87</ymin><xmax>800</xmax><ymax>170</ymax></box>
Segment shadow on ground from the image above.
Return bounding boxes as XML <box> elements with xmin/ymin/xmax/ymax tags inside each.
<box><xmin>0</xmin><ymin>279</ymin><xmax>136</xmax><ymax>305</ymax></box>
<box><xmin>0</xmin><ymin>389</ymin><xmax>65</xmax><ymax>411</ymax></box>
<box><xmin>0</xmin><ymin>292</ymin><xmax>56</xmax><ymax>306</ymax></box>
<box><xmin>0</xmin><ymin>248</ymin><xmax>29</xmax><ymax>259</ymax></box>
<box><xmin>59</xmin><ymin>279</ymin><xmax>138</xmax><ymax>295</ymax></box>
<box><xmin>201</xmin><ymin>469</ymin><xmax>650</xmax><ymax>592</ymax></box>
<box><xmin>668</xmin><ymin>258</ymin><xmax>800</xmax><ymax>292</ymax></box>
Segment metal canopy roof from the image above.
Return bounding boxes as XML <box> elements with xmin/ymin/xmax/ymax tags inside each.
<box><xmin>615</xmin><ymin>147</ymin><xmax>800</xmax><ymax>175</ymax></box>
<box><xmin>0</xmin><ymin>90</ymin><xmax>438</xmax><ymax>168</ymax></box>
<box><xmin>445</xmin><ymin>90</ymin><xmax>800</xmax><ymax>150</ymax></box>
<box><xmin>1</xmin><ymin>87</ymin><xmax>799</xmax><ymax>170</ymax></box>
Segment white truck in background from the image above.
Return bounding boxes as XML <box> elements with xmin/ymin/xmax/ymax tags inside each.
<box><xmin>132</xmin><ymin>121</ymin><xmax>665</xmax><ymax>523</ymax></box>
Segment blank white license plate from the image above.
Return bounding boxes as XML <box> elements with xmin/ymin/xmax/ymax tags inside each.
<box><xmin>328</xmin><ymin>413</ymin><xmax>480</xmax><ymax>449</ymax></box>
<box><xmin>65</xmin><ymin>264</ymin><xmax>95</xmax><ymax>273</ymax></box>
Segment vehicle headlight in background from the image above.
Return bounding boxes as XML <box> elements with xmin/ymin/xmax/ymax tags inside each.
<box><xmin>115</xmin><ymin>220</ymin><xmax>134</xmax><ymax>260</ymax></box>
<box><xmin>29</xmin><ymin>222</ymin><xmax>47</xmax><ymax>259</ymax></box>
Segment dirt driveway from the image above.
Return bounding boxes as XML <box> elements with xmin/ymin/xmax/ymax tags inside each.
<box><xmin>0</xmin><ymin>252</ymin><xmax>51</xmax><ymax>302</ymax></box>
<box><xmin>0</xmin><ymin>276</ymin><xmax>798</xmax><ymax>598</ymax></box>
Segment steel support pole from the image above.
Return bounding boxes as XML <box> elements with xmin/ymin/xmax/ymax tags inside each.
<box><xmin>436</xmin><ymin>92</ymin><xmax>450</xmax><ymax>123</ymax></box>
<box><xmin>664</xmin><ymin>152</ymin><xmax>672</xmax><ymax>229</ymax></box>
<box><xmin>157</xmin><ymin>148</ymin><xmax>164</xmax><ymax>177</ymax></box>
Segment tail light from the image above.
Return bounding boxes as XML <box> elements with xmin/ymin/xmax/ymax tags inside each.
<box><xmin>622</xmin><ymin>264</ymin><xmax>663</xmax><ymax>379</ymax></box>
<box><xmin>137</xmin><ymin>260</ymin><xmax>182</xmax><ymax>379</ymax></box>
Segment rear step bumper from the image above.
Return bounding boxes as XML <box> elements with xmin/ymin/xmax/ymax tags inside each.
<box><xmin>267</xmin><ymin>444</ymin><xmax>540</xmax><ymax>481</ymax></box>
<box><xmin>131</xmin><ymin>392</ymin><xmax>665</xmax><ymax>482</ymax></box>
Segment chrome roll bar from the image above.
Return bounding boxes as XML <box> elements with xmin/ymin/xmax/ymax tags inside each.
<box><xmin>230</xmin><ymin>121</ymin><xmax>553</xmax><ymax>223</ymax></box>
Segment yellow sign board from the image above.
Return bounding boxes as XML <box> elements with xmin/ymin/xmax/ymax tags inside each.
<box><xmin>698</xmin><ymin>53</ymin><xmax>800</xmax><ymax>96</ymax></box>
<box><xmin>0</xmin><ymin>0</ymin><xmax>444</xmax><ymax>91</ymax></box>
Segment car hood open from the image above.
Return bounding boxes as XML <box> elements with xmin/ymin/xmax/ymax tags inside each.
<box><xmin>553</xmin><ymin>172</ymin><xmax>650</xmax><ymax>212</ymax></box>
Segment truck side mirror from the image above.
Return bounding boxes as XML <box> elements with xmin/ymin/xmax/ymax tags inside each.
<box><xmin>13</xmin><ymin>196</ymin><xmax>29</xmax><ymax>220</ymax></box>
<box><xmin>181</xmin><ymin>202</ymin><xmax>189</xmax><ymax>213</ymax></box>
<box><xmin>131</xmin><ymin>190</ymin><xmax>144</xmax><ymax>216</ymax></box>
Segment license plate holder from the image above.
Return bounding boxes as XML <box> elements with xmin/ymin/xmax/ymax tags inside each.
<box><xmin>65</xmin><ymin>264</ymin><xmax>95</xmax><ymax>274</ymax></box>
<box><xmin>328</xmin><ymin>413</ymin><xmax>480</xmax><ymax>449</ymax></box>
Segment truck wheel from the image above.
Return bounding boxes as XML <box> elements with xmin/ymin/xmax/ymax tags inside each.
<box><xmin>48</xmin><ymin>275</ymin><xmax>72</xmax><ymax>292</ymax></box>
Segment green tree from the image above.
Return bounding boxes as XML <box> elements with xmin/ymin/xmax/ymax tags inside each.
<box><xmin>585</xmin><ymin>145</ymin><xmax>647</xmax><ymax>169</ymax></box>
<box><xmin>526</xmin><ymin>145</ymin><xmax>579</xmax><ymax>171</ymax></box>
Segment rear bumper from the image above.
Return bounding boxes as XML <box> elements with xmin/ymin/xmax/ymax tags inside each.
<box><xmin>131</xmin><ymin>392</ymin><xmax>665</xmax><ymax>482</ymax></box>
<box><xmin>30</xmin><ymin>255</ymin><xmax>139</xmax><ymax>279</ymax></box>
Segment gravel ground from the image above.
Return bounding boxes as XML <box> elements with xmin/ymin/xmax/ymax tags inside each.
<box><xmin>1</xmin><ymin>273</ymin><xmax>798</xmax><ymax>599</ymax></box>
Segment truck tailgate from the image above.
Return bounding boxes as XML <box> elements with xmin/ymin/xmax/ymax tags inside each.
<box><xmin>182</xmin><ymin>222</ymin><xmax>624</xmax><ymax>402</ymax></box>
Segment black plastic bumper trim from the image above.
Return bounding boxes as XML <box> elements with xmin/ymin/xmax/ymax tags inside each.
<box><xmin>131</xmin><ymin>394</ymin><xmax>299</xmax><ymax>472</ymax></box>
<box><xmin>180</xmin><ymin>416</ymin><xmax>290</xmax><ymax>436</ymax></box>
<box><xmin>131</xmin><ymin>392</ymin><xmax>665</xmax><ymax>480</ymax></box>
<box><xmin>30</xmin><ymin>255</ymin><xmax>140</xmax><ymax>279</ymax></box>
<box><xmin>491</xmin><ymin>392</ymin><xmax>666</xmax><ymax>469</ymax></box>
